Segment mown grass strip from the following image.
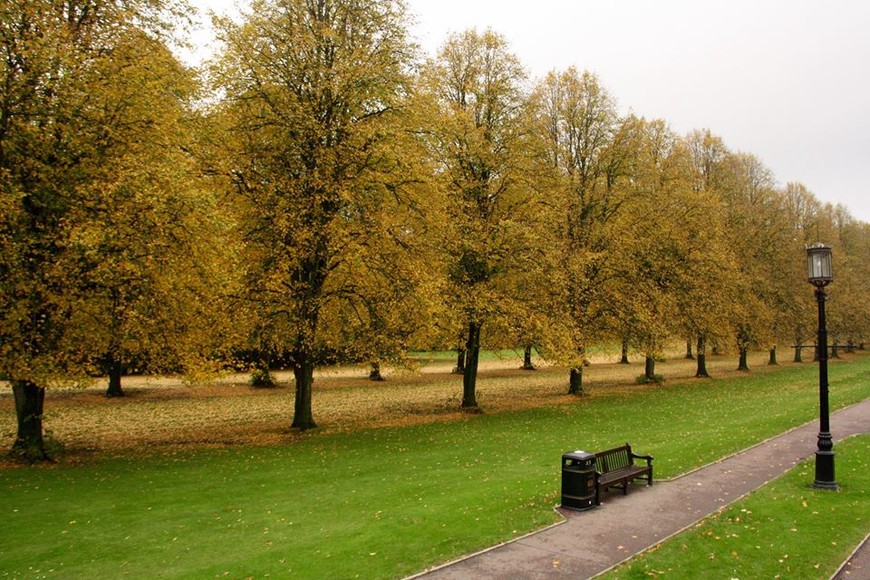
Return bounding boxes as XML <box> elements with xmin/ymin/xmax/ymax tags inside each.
<box><xmin>603</xmin><ymin>434</ymin><xmax>870</xmax><ymax>579</ymax></box>
<box><xmin>1</xmin><ymin>355</ymin><xmax>868</xmax><ymax>578</ymax></box>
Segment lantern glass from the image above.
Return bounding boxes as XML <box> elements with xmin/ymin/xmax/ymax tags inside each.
<box><xmin>806</xmin><ymin>243</ymin><xmax>833</xmax><ymax>285</ymax></box>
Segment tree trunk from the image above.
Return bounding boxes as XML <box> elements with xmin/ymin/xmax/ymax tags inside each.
<box><xmin>831</xmin><ymin>341</ymin><xmax>841</xmax><ymax>359</ymax></box>
<box><xmin>369</xmin><ymin>361</ymin><xmax>386</xmax><ymax>381</ymax></box>
<box><xmin>644</xmin><ymin>356</ymin><xmax>656</xmax><ymax>380</ymax></box>
<box><xmin>521</xmin><ymin>345</ymin><xmax>535</xmax><ymax>370</ymax></box>
<box><xmin>737</xmin><ymin>348</ymin><xmax>750</xmax><ymax>371</ymax></box>
<box><xmin>768</xmin><ymin>346</ymin><xmax>778</xmax><ymax>366</ymax></box>
<box><xmin>695</xmin><ymin>335</ymin><xmax>709</xmax><ymax>378</ymax></box>
<box><xmin>461</xmin><ymin>321</ymin><xmax>482</xmax><ymax>410</ymax></box>
<box><xmin>568</xmin><ymin>344</ymin><xmax>586</xmax><ymax>395</ymax></box>
<box><xmin>105</xmin><ymin>356</ymin><xmax>125</xmax><ymax>397</ymax></box>
<box><xmin>619</xmin><ymin>338</ymin><xmax>630</xmax><ymax>364</ymax></box>
<box><xmin>291</xmin><ymin>351</ymin><xmax>317</xmax><ymax>430</ymax></box>
<box><xmin>685</xmin><ymin>339</ymin><xmax>694</xmax><ymax>360</ymax></box>
<box><xmin>12</xmin><ymin>380</ymin><xmax>49</xmax><ymax>461</ymax></box>
<box><xmin>793</xmin><ymin>345</ymin><xmax>803</xmax><ymax>363</ymax></box>
<box><xmin>452</xmin><ymin>348</ymin><xmax>466</xmax><ymax>374</ymax></box>
<box><xmin>568</xmin><ymin>367</ymin><xmax>584</xmax><ymax>395</ymax></box>
<box><xmin>369</xmin><ymin>361</ymin><xmax>385</xmax><ymax>381</ymax></box>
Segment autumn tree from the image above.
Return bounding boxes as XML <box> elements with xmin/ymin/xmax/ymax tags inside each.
<box><xmin>529</xmin><ymin>68</ymin><xmax>629</xmax><ymax>394</ymax></box>
<box><xmin>611</xmin><ymin>119</ymin><xmax>680</xmax><ymax>380</ymax></box>
<box><xmin>717</xmin><ymin>152</ymin><xmax>789</xmax><ymax>371</ymax></box>
<box><xmin>823</xmin><ymin>204</ymin><xmax>870</xmax><ymax>351</ymax></box>
<box><xmin>673</xmin><ymin>202</ymin><xmax>738</xmax><ymax>378</ymax></box>
<box><xmin>682</xmin><ymin>129</ymin><xmax>741</xmax><ymax>376</ymax></box>
<box><xmin>778</xmin><ymin>192</ymin><xmax>870</xmax><ymax>361</ymax></box>
<box><xmin>776</xmin><ymin>182</ymin><xmax>834</xmax><ymax>362</ymax></box>
<box><xmin>56</xmin><ymin>28</ymin><xmax>237</xmax><ymax>398</ymax></box>
<box><xmin>419</xmin><ymin>28</ymin><xmax>540</xmax><ymax>410</ymax></box>
<box><xmin>0</xmin><ymin>0</ymin><xmax>193</xmax><ymax>459</ymax></box>
<box><xmin>211</xmin><ymin>0</ymin><xmax>430</xmax><ymax>429</ymax></box>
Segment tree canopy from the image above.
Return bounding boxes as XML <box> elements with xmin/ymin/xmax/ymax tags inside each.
<box><xmin>210</xmin><ymin>0</ymin><xmax>433</xmax><ymax>429</ymax></box>
<box><xmin>2</xmin><ymin>1</ymin><xmax>869</xmax><ymax>459</ymax></box>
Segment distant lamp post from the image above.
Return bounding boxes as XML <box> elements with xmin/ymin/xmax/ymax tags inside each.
<box><xmin>806</xmin><ymin>242</ymin><xmax>837</xmax><ymax>490</ymax></box>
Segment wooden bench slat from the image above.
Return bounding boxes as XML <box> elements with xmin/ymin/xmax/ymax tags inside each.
<box><xmin>593</xmin><ymin>442</ymin><xmax>653</xmax><ymax>504</ymax></box>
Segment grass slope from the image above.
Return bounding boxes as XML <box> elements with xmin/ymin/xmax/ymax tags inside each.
<box><xmin>1</xmin><ymin>355</ymin><xmax>868</xmax><ymax>578</ymax></box>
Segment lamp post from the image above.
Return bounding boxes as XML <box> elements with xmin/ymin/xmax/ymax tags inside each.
<box><xmin>806</xmin><ymin>242</ymin><xmax>837</xmax><ymax>490</ymax></box>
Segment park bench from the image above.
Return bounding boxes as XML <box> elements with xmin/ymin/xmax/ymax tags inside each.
<box><xmin>595</xmin><ymin>443</ymin><xmax>653</xmax><ymax>503</ymax></box>
<box><xmin>791</xmin><ymin>342</ymin><xmax>861</xmax><ymax>361</ymax></box>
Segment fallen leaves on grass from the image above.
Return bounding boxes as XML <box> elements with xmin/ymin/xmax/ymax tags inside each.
<box><xmin>0</xmin><ymin>351</ymin><xmax>774</xmax><ymax>464</ymax></box>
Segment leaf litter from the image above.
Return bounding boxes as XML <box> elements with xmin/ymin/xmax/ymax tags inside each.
<box><xmin>0</xmin><ymin>350</ymin><xmax>771</xmax><ymax>464</ymax></box>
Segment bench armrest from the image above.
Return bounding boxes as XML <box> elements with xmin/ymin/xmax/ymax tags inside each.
<box><xmin>631</xmin><ymin>453</ymin><xmax>654</xmax><ymax>465</ymax></box>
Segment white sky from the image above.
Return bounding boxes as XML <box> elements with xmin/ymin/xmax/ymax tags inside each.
<box><xmin>188</xmin><ymin>0</ymin><xmax>870</xmax><ymax>223</ymax></box>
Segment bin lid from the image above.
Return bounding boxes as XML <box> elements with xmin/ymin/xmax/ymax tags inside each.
<box><xmin>562</xmin><ymin>450</ymin><xmax>595</xmax><ymax>461</ymax></box>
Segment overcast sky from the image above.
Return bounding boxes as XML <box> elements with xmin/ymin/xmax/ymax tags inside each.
<box><xmin>189</xmin><ymin>0</ymin><xmax>870</xmax><ymax>223</ymax></box>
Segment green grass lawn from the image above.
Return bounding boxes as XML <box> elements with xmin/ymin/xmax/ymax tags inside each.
<box><xmin>1</xmin><ymin>355</ymin><xmax>869</xmax><ymax>578</ymax></box>
<box><xmin>604</xmin><ymin>434</ymin><xmax>870</xmax><ymax>579</ymax></box>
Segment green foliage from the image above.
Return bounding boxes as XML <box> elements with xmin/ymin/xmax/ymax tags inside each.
<box><xmin>606</xmin><ymin>435</ymin><xmax>870</xmax><ymax>579</ymax></box>
<box><xmin>1</xmin><ymin>357</ymin><xmax>868</xmax><ymax>578</ymax></box>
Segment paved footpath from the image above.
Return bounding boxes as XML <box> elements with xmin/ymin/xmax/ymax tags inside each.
<box><xmin>414</xmin><ymin>399</ymin><xmax>870</xmax><ymax>579</ymax></box>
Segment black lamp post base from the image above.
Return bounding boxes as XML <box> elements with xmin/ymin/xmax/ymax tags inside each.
<box><xmin>813</xmin><ymin>450</ymin><xmax>838</xmax><ymax>490</ymax></box>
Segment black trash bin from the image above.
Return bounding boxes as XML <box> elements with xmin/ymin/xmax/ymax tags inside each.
<box><xmin>561</xmin><ymin>450</ymin><xmax>597</xmax><ymax>510</ymax></box>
